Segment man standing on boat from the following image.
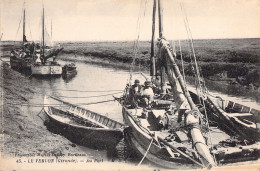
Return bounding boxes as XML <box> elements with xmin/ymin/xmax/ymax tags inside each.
<box><xmin>129</xmin><ymin>79</ymin><xmax>142</xmax><ymax>108</ymax></box>
<box><xmin>140</xmin><ymin>80</ymin><xmax>154</xmax><ymax>108</ymax></box>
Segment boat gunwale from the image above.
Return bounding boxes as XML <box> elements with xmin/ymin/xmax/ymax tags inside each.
<box><xmin>44</xmin><ymin>95</ymin><xmax>125</xmax><ymax>130</ymax></box>
<box><xmin>49</xmin><ymin>95</ymin><xmax>125</xmax><ymax>127</ymax></box>
<box><xmin>44</xmin><ymin>107</ymin><xmax>122</xmax><ymax>132</ymax></box>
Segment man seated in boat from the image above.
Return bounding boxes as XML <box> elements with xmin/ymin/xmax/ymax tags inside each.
<box><xmin>139</xmin><ymin>80</ymin><xmax>154</xmax><ymax>108</ymax></box>
<box><xmin>128</xmin><ymin>79</ymin><xmax>142</xmax><ymax>108</ymax></box>
<box><xmin>151</xmin><ymin>76</ymin><xmax>161</xmax><ymax>95</ymax></box>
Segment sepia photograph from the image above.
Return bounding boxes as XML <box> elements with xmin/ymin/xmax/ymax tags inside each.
<box><xmin>0</xmin><ymin>0</ymin><xmax>260</xmax><ymax>170</ymax></box>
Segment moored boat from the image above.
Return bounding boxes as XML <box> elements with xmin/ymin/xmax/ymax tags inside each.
<box><xmin>62</xmin><ymin>63</ymin><xmax>77</xmax><ymax>79</ymax></box>
<box><xmin>116</xmin><ymin>0</ymin><xmax>260</xmax><ymax>169</ymax></box>
<box><xmin>204</xmin><ymin>94</ymin><xmax>260</xmax><ymax>141</ymax></box>
<box><xmin>30</xmin><ymin>7</ymin><xmax>63</xmax><ymax>77</ymax></box>
<box><xmin>10</xmin><ymin>7</ymin><xmax>35</xmax><ymax>72</ymax></box>
<box><xmin>43</xmin><ymin>95</ymin><xmax>125</xmax><ymax>149</ymax></box>
<box><xmin>31</xmin><ymin>62</ymin><xmax>62</xmax><ymax>76</ymax></box>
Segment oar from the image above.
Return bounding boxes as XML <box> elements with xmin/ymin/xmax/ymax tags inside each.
<box><xmin>157</xmin><ymin>136</ymin><xmax>205</xmax><ymax>168</ymax></box>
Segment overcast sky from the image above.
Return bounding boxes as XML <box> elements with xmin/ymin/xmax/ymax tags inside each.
<box><xmin>1</xmin><ymin>0</ymin><xmax>259</xmax><ymax>41</ymax></box>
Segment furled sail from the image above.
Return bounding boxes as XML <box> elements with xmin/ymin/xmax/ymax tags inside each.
<box><xmin>158</xmin><ymin>38</ymin><xmax>216</xmax><ymax>167</ymax></box>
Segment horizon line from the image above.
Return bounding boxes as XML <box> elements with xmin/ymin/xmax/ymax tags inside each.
<box><xmin>2</xmin><ymin>37</ymin><xmax>260</xmax><ymax>42</ymax></box>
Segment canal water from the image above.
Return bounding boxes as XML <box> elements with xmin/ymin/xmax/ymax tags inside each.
<box><xmin>2</xmin><ymin>55</ymin><xmax>259</xmax><ymax>169</ymax></box>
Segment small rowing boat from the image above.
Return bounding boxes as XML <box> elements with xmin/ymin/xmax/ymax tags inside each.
<box><xmin>62</xmin><ymin>63</ymin><xmax>77</xmax><ymax>79</ymax></box>
<box><xmin>204</xmin><ymin>94</ymin><xmax>260</xmax><ymax>141</ymax></box>
<box><xmin>43</xmin><ymin>95</ymin><xmax>125</xmax><ymax>149</ymax></box>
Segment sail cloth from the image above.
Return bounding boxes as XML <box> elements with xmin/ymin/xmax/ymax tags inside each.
<box><xmin>159</xmin><ymin>39</ymin><xmax>190</xmax><ymax>113</ymax></box>
<box><xmin>159</xmin><ymin>38</ymin><xmax>216</xmax><ymax>167</ymax></box>
<box><xmin>43</xmin><ymin>25</ymin><xmax>53</xmax><ymax>47</ymax></box>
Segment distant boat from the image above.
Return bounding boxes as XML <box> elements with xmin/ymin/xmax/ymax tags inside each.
<box><xmin>43</xmin><ymin>95</ymin><xmax>125</xmax><ymax>149</ymax></box>
<box><xmin>10</xmin><ymin>7</ymin><xmax>35</xmax><ymax>72</ymax></box>
<box><xmin>30</xmin><ymin>7</ymin><xmax>63</xmax><ymax>76</ymax></box>
<box><xmin>62</xmin><ymin>63</ymin><xmax>77</xmax><ymax>79</ymax></box>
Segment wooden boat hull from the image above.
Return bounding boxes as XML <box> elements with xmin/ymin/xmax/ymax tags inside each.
<box><xmin>44</xmin><ymin>112</ymin><xmax>123</xmax><ymax>149</ymax></box>
<box><xmin>10</xmin><ymin>56</ymin><xmax>22</xmax><ymax>70</ymax></box>
<box><xmin>188</xmin><ymin>91</ymin><xmax>260</xmax><ymax>141</ymax></box>
<box><xmin>122</xmin><ymin>107</ymin><xmax>199</xmax><ymax>169</ymax></box>
<box><xmin>44</xmin><ymin>96</ymin><xmax>125</xmax><ymax>149</ymax></box>
<box><xmin>206</xmin><ymin>96</ymin><xmax>259</xmax><ymax>141</ymax></box>
<box><xmin>31</xmin><ymin>64</ymin><xmax>62</xmax><ymax>76</ymax></box>
<box><xmin>21</xmin><ymin>57</ymin><xmax>34</xmax><ymax>70</ymax></box>
<box><xmin>62</xmin><ymin>69</ymin><xmax>77</xmax><ymax>79</ymax></box>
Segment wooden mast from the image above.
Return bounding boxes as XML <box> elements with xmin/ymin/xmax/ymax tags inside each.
<box><xmin>158</xmin><ymin>0</ymin><xmax>163</xmax><ymax>38</ymax></box>
<box><xmin>23</xmin><ymin>8</ymin><xmax>26</xmax><ymax>46</ymax></box>
<box><xmin>157</xmin><ymin>1</ymin><xmax>216</xmax><ymax>167</ymax></box>
<box><xmin>51</xmin><ymin>19</ymin><xmax>52</xmax><ymax>40</ymax></box>
<box><xmin>42</xmin><ymin>7</ymin><xmax>45</xmax><ymax>59</ymax></box>
<box><xmin>0</xmin><ymin>33</ymin><xmax>3</xmax><ymax>41</ymax></box>
<box><xmin>150</xmin><ymin>0</ymin><xmax>156</xmax><ymax>77</ymax></box>
<box><xmin>158</xmin><ymin>0</ymin><xmax>167</xmax><ymax>94</ymax></box>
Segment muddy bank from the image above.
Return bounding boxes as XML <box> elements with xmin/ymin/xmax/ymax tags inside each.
<box><xmin>0</xmin><ymin>62</ymin><xmax>105</xmax><ymax>159</ymax></box>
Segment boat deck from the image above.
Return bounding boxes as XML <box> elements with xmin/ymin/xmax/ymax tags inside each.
<box><xmin>127</xmin><ymin>108</ymin><xmax>230</xmax><ymax>147</ymax></box>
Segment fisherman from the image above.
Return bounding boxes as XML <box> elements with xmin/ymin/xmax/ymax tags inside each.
<box><xmin>152</xmin><ymin>76</ymin><xmax>161</xmax><ymax>94</ymax></box>
<box><xmin>140</xmin><ymin>80</ymin><xmax>154</xmax><ymax>108</ymax></box>
<box><xmin>128</xmin><ymin>79</ymin><xmax>142</xmax><ymax>108</ymax></box>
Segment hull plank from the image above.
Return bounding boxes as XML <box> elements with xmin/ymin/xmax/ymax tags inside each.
<box><xmin>31</xmin><ymin>65</ymin><xmax>62</xmax><ymax>75</ymax></box>
<box><xmin>44</xmin><ymin>96</ymin><xmax>125</xmax><ymax>149</ymax></box>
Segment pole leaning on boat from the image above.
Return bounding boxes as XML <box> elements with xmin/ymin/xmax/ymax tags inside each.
<box><xmin>155</xmin><ymin>0</ymin><xmax>216</xmax><ymax>168</ymax></box>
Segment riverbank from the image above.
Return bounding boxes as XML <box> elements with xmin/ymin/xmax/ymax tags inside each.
<box><xmin>59</xmin><ymin>39</ymin><xmax>260</xmax><ymax>91</ymax></box>
<box><xmin>0</xmin><ymin>62</ymin><xmax>92</xmax><ymax>157</ymax></box>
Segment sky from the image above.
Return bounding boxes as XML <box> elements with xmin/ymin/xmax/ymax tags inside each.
<box><xmin>1</xmin><ymin>0</ymin><xmax>260</xmax><ymax>41</ymax></box>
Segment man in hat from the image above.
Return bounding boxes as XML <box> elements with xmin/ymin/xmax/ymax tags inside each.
<box><xmin>140</xmin><ymin>80</ymin><xmax>154</xmax><ymax>107</ymax></box>
<box><xmin>128</xmin><ymin>79</ymin><xmax>142</xmax><ymax>108</ymax></box>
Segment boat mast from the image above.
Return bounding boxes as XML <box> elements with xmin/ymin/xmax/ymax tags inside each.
<box><xmin>42</xmin><ymin>7</ymin><xmax>45</xmax><ymax>59</ymax></box>
<box><xmin>150</xmin><ymin>0</ymin><xmax>156</xmax><ymax>77</ymax></box>
<box><xmin>23</xmin><ymin>8</ymin><xmax>26</xmax><ymax>46</ymax></box>
<box><xmin>157</xmin><ymin>1</ymin><xmax>216</xmax><ymax>167</ymax></box>
<box><xmin>158</xmin><ymin>0</ymin><xmax>163</xmax><ymax>38</ymax></box>
<box><xmin>158</xmin><ymin>0</ymin><xmax>167</xmax><ymax>94</ymax></box>
<box><xmin>51</xmin><ymin>19</ymin><xmax>52</xmax><ymax>40</ymax></box>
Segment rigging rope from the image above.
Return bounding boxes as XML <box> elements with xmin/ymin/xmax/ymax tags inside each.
<box><xmin>43</xmin><ymin>88</ymin><xmax>123</xmax><ymax>93</ymax></box>
<box><xmin>138</xmin><ymin>138</ymin><xmax>153</xmax><ymax>166</ymax></box>
<box><xmin>178</xmin><ymin>40</ymin><xmax>187</xmax><ymax>86</ymax></box>
<box><xmin>129</xmin><ymin>0</ymin><xmax>148</xmax><ymax>84</ymax></box>
<box><xmin>179</xmin><ymin>2</ymin><xmax>216</xmax><ymax>162</ymax></box>
<box><xmin>55</xmin><ymin>91</ymin><xmax>123</xmax><ymax>98</ymax></box>
<box><xmin>14</xmin><ymin>16</ymin><xmax>23</xmax><ymax>42</ymax></box>
<box><xmin>5</xmin><ymin>99</ymin><xmax>115</xmax><ymax>107</ymax></box>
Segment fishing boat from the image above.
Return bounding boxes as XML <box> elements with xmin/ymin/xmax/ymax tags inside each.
<box><xmin>204</xmin><ymin>94</ymin><xmax>260</xmax><ymax>141</ymax></box>
<box><xmin>116</xmin><ymin>0</ymin><xmax>260</xmax><ymax>169</ymax></box>
<box><xmin>10</xmin><ymin>7</ymin><xmax>35</xmax><ymax>72</ymax></box>
<box><xmin>30</xmin><ymin>7</ymin><xmax>63</xmax><ymax>76</ymax></box>
<box><xmin>43</xmin><ymin>95</ymin><xmax>125</xmax><ymax>149</ymax></box>
<box><xmin>62</xmin><ymin>63</ymin><xmax>77</xmax><ymax>79</ymax></box>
